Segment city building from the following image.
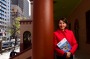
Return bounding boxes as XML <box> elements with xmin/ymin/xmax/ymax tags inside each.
<box><xmin>23</xmin><ymin>0</ymin><xmax>30</xmax><ymax>19</ymax></box>
<box><xmin>11</xmin><ymin>0</ymin><xmax>23</xmax><ymax>12</ymax></box>
<box><xmin>11</xmin><ymin>0</ymin><xmax>23</xmax><ymax>18</ymax></box>
<box><xmin>0</xmin><ymin>0</ymin><xmax>11</xmax><ymax>40</ymax></box>
<box><xmin>11</xmin><ymin>0</ymin><xmax>30</xmax><ymax>19</ymax></box>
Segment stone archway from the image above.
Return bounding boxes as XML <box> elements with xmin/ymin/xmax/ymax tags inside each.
<box><xmin>23</xmin><ymin>31</ymin><xmax>31</xmax><ymax>50</ymax></box>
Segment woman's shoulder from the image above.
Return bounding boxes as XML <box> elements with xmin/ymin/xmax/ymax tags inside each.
<box><xmin>65</xmin><ymin>29</ymin><xmax>73</xmax><ymax>33</ymax></box>
<box><xmin>66</xmin><ymin>29</ymin><xmax>74</xmax><ymax>35</ymax></box>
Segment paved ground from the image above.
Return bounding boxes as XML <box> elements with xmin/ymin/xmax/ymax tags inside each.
<box><xmin>0</xmin><ymin>47</ymin><xmax>20</xmax><ymax>59</ymax></box>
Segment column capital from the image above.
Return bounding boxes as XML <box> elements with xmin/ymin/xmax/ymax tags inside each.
<box><xmin>30</xmin><ymin>0</ymin><xmax>33</xmax><ymax>1</ymax></box>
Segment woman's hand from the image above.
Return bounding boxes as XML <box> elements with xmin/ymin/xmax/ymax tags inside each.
<box><xmin>66</xmin><ymin>52</ymin><xmax>71</xmax><ymax>58</ymax></box>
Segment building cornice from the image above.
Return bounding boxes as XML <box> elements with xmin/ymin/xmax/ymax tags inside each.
<box><xmin>20</xmin><ymin>20</ymin><xmax>32</xmax><ymax>24</ymax></box>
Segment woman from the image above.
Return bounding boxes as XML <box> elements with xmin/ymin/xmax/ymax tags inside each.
<box><xmin>53</xmin><ymin>17</ymin><xmax>78</xmax><ymax>59</ymax></box>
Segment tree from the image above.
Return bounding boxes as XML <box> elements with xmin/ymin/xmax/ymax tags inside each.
<box><xmin>10</xmin><ymin>16</ymin><xmax>27</xmax><ymax>37</ymax></box>
<box><xmin>8</xmin><ymin>17</ymin><xmax>22</xmax><ymax>46</ymax></box>
<box><xmin>10</xmin><ymin>17</ymin><xmax>22</xmax><ymax>38</ymax></box>
<box><xmin>9</xmin><ymin>16</ymin><xmax>27</xmax><ymax>46</ymax></box>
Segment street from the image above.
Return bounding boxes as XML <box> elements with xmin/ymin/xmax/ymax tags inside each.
<box><xmin>0</xmin><ymin>46</ymin><xmax>20</xmax><ymax>59</ymax></box>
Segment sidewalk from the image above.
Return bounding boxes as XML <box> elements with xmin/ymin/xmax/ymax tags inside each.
<box><xmin>0</xmin><ymin>46</ymin><xmax>20</xmax><ymax>59</ymax></box>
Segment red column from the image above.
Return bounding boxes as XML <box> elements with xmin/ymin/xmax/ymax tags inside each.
<box><xmin>33</xmin><ymin>0</ymin><xmax>54</xmax><ymax>59</ymax></box>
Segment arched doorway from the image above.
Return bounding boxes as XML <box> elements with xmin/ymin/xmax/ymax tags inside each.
<box><xmin>23</xmin><ymin>31</ymin><xmax>31</xmax><ymax>50</ymax></box>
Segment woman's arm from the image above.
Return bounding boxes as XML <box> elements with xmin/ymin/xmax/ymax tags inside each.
<box><xmin>53</xmin><ymin>33</ymin><xmax>65</xmax><ymax>56</ymax></box>
<box><xmin>70</xmin><ymin>31</ymin><xmax>78</xmax><ymax>55</ymax></box>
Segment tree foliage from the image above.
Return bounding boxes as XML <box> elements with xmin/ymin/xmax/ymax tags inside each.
<box><xmin>10</xmin><ymin>17</ymin><xmax>22</xmax><ymax>38</ymax></box>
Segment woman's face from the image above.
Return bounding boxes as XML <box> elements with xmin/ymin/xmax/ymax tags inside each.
<box><xmin>59</xmin><ymin>20</ymin><xmax>67</xmax><ymax>30</ymax></box>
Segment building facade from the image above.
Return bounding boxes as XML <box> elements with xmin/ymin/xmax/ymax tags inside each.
<box><xmin>0</xmin><ymin>0</ymin><xmax>11</xmax><ymax>40</ymax></box>
<box><xmin>23</xmin><ymin>0</ymin><xmax>30</xmax><ymax>19</ymax></box>
<box><xmin>11</xmin><ymin>0</ymin><xmax>23</xmax><ymax>12</ymax></box>
<box><xmin>11</xmin><ymin>0</ymin><xmax>30</xmax><ymax>19</ymax></box>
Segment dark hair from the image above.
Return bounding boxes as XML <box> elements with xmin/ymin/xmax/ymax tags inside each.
<box><xmin>59</xmin><ymin>17</ymin><xmax>68</xmax><ymax>25</ymax></box>
<box><xmin>58</xmin><ymin>17</ymin><xmax>69</xmax><ymax>29</ymax></box>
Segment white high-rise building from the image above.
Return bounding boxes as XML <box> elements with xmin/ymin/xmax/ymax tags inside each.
<box><xmin>0</xmin><ymin>0</ymin><xmax>11</xmax><ymax>39</ymax></box>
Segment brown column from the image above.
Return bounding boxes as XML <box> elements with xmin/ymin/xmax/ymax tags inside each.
<box><xmin>33</xmin><ymin>0</ymin><xmax>54</xmax><ymax>59</ymax></box>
